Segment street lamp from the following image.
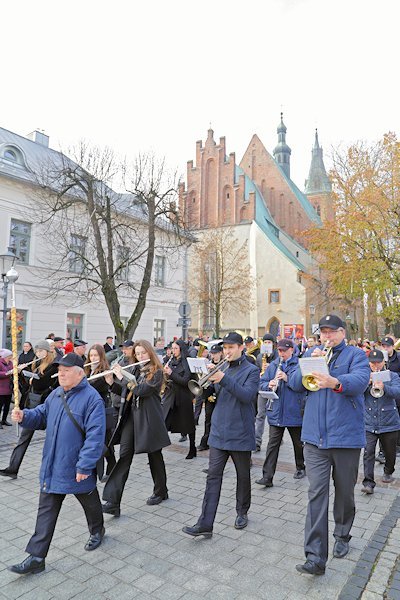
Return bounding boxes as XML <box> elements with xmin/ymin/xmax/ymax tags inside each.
<box><xmin>345</xmin><ymin>314</ymin><xmax>352</xmax><ymax>339</ymax></box>
<box><xmin>0</xmin><ymin>247</ymin><xmax>19</xmax><ymax>348</ymax></box>
<box><xmin>309</xmin><ymin>304</ymin><xmax>316</xmax><ymax>334</ymax></box>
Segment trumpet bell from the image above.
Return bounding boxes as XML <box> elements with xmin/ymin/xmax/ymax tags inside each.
<box><xmin>302</xmin><ymin>374</ymin><xmax>320</xmax><ymax>392</ymax></box>
<box><xmin>370</xmin><ymin>387</ymin><xmax>384</xmax><ymax>398</ymax></box>
<box><xmin>188</xmin><ymin>379</ymin><xmax>203</xmax><ymax>397</ymax></box>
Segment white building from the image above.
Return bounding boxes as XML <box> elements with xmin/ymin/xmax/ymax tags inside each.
<box><xmin>0</xmin><ymin>126</ymin><xmax>187</xmax><ymax>349</ymax></box>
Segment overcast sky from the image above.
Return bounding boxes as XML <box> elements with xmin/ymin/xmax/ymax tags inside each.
<box><xmin>2</xmin><ymin>0</ymin><xmax>399</xmax><ymax>190</ymax></box>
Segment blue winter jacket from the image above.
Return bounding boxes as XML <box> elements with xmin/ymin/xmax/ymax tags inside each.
<box><xmin>260</xmin><ymin>355</ymin><xmax>304</xmax><ymax>427</ymax></box>
<box><xmin>292</xmin><ymin>341</ymin><xmax>370</xmax><ymax>448</ymax></box>
<box><xmin>21</xmin><ymin>378</ymin><xmax>105</xmax><ymax>494</ymax></box>
<box><xmin>364</xmin><ymin>371</ymin><xmax>400</xmax><ymax>434</ymax></box>
<box><xmin>208</xmin><ymin>353</ymin><xmax>259</xmax><ymax>451</ymax></box>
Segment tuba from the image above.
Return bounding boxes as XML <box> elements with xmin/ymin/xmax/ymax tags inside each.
<box><xmin>302</xmin><ymin>344</ymin><xmax>333</xmax><ymax>392</ymax></box>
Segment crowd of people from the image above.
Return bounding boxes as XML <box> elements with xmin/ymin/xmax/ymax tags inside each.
<box><xmin>0</xmin><ymin>317</ymin><xmax>399</xmax><ymax>578</ymax></box>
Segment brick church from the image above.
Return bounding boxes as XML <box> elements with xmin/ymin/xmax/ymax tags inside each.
<box><xmin>179</xmin><ymin>115</ymin><xmax>333</xmax><ymax>339</ymax></box>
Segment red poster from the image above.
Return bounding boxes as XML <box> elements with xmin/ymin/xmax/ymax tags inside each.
<box><xmin>284</xmin><ymin>324</ymin><xmax>304</xmax><ymax>339</ymax></box>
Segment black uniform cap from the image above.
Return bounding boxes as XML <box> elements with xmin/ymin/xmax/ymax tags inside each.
<box><xmin>318</xmin><ymin>314</ymin><xmax>345</xmax><ymax>330</ymax></box>
<box><xmin>369</xmin><ymin>350</ymin><xmax>385</xmax><ymax>363</ymax></box>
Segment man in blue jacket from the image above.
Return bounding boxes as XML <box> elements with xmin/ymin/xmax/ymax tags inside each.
<box><xmin>8</xmin><ymin>353</ymin><xmax>106</xmax><ymax>575</ymax></box>
<box><xmin>182</xmin><ymin>332</ymin><xmax>260</xmax><ymax>537</ymax></box>
<box><xmin>256</xmin><ymin>338</ymin><xmax>306</xmax><ymax>487</ymax></box>
<box><xmin>362</xmin><ymin>349</ymin><xmax>400</xmax><ymax>493</ymax></box>
<box><xmin>294</xmin><ymin>315</ymin><xmax>370</xmax><ymax>576</ymax></box>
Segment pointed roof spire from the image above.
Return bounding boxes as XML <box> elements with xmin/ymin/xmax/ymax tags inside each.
<box><xmin>304</xmin><ymin>129</ymin><xmax>332</xmax><ymax>194</ymax></box>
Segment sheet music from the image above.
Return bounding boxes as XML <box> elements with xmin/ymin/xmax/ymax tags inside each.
<box><xmin>187</xmin><ymin>358</ymin><xmax>209</xmax><ymax>375</ymax></box>
<box><xmin>371</xmin><ymin>370</ymin><xmax>391</xmax><ymax>383</ymax></box>
<box><xmin>259</xmin><ymin>390</ymin><xmax>278</xmax><ymax>400</ymax></box>
<box><xmin>298</xmin><ymin>357</ymin><xmax>330</xmax><ymax>377</ymax></box>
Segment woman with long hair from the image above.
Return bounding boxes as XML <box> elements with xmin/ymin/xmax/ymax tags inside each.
<box><xmin>102</xmin><ymin>340</ymin><xmax>170</xmax><ymax>517</ymax></box>
<box><xmin>84</xmin><ymin>344</ymin><xmax>116</xmax><ymax>480</ymax></box>
<box><xmin>0</xmin><ymin>340</ymin><xmax>58</xmax><ymax>479</ymax></box>
<box><xmin>163</xmin><ymin>339</ymin><xmax>196</xmax><ymax>459</ymax></box>
<box><xmin>0</xmin><ymin>349</ymin><xmax>13</xmax><ymax>427</ymax></box>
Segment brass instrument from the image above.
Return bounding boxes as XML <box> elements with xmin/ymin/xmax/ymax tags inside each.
<box><xmin>197</xmin><ymin>341</ymin><xmax>208</xmax><ymax>358</ymax></box>
<box><xmin>370</xmin><ymin>383</ymin><xmax>384</xmax><ymax>398</ymax></box>
<box><xmin>302</xmin><ymin>344</ymin><xmax>333</xmax><ymax>392</ymax></box>
<box><xmin>188</xmin><ymin>358</ymin><xmax>229</xmax><ymax>397</ymax></box>
<box><xmin>261</xmin><ymin>353</ymin><xmax>268</xmax><ymax>376</ymax></box>
<box><xmin>246</xmin><ymin>339</ymin><xmax>261</xmax><ymax>362</ymax></box>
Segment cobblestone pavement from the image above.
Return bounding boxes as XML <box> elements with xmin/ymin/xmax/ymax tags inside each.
<box><xmin>0</xmin><ymin>420</ymin><xmax>399</xmax><ymax>600</ymax></box>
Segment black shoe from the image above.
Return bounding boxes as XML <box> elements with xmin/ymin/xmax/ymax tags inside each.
<box><xmin>146</xmin><ymin>493</ymin><xmax>168</xmax><ymax>505</ymax></box>
<box><xmin>102</xmin><ymin>502</ymin><xmax>120</xmax><ymax>517</ymax></box>
<box><xmin>8</xmin><ymin>555</ymin><xmax>45</xmax><ymax>575</ymax></box>
<box><xmin>0</xmin><ymin>469</ymin><xmax>17</xmax><ymax>479</ymax></box>
<box><xmin>296</xmin><ymin>560</ymin><xmax>325</xmax><ymax>575</ymax></box>
<box><xmin>234</xmin><ymin>514</ymin><xmax>248</xmax><ymax>530</ymax></box>
<box><xmin>376</xmin><ymin>452</ymin><xmax>385</xmax><ymax>464</ymax></box>
<box><xmin>333</xmin><ymin>539</ymin><xmax>349</xmax><ymax>558</ymax></box>
<box><xmin>255</xmin><ymin>477</ymin><xmax>273</xmax><ymax>487</ymax></box>
<box><xmin>293</xmin><ymin>469</ymin><xmax>306</xmax><ymax>480</ymax></box>
<box><xmin>361</xmin><ymin>484</ymin><xmax>374</xmax><ymax>494</ymax></box>
<box><xmin>84</xmin><ymin>526</ymin><xmax>105</xmax><ymax>551</ymax></box>
<box><xmin>186</xmin><ymin>448</ymin><xmax>197</xmax><ymax>460</ymax></box>
<box><xmin>179</xmin><ymin>435</ymin><xmax>188</xmax><ymax>442</ymax></box>
<box><xmin>1</xmin><ymin>421</ymin><xmax>12</xmax><ymax>427</ymax></box>
<box><xmin>182</xmin><ymin>525</ymin><xmax>213</xmax><ymax>538</ymax></box>
<box><xmin>382</xmin><ymin>473</ymin><xmax>394</xmax><ymax>484</ymax></box>
<box><xmin>197</xmin><ymin>445</ymin><xmax>209</xmax><ymax>451</ymax></box>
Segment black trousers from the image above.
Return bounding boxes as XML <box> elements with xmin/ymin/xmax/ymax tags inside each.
<box><xmin>199</xmin><ymin>401</ymin><xmax>215</xmax><ymax>448</ymax></box>
<box><xmin>194</xmin><ymin>396</ymin><xmax>204</xmax><ymax>424</ymax></box>
<box><xmin>198</xmin><ymin>447</ymin><xmax>251</xmax><ymax>530</ymax></box>
<box><xmin>363</xmin><ymin>430</ymin><xmax>398</xmax><ymax>487</ymax></box>
<box><xmin>26</xmin><ymin>489</ymin><xmax>103</xmax><ymax>558</ymax></box>
<box><xmin>303</xmin><ymin>443</ymin><xmax>360</xmax><ymax>568</ymax></box>
<box><xmin>102</xmin><ymin>408</ymin><xmax>167</xmax><ymax>505</ymax></box>
<box><xmin>6</xmin><ymin>427</ymin><xmax>35</xmax><ymax>474</ymax></box>
<box><xmin>262</xmin><ymin>425</ymin><xmax>304</xmax><ymax>481</ymax></box>
<box><xmin>0</xmin><ymin>394</ymin><xmax>12</xmax><ymax>423</ymax></box>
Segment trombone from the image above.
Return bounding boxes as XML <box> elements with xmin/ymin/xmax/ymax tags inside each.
<box><xmin>188</xmin><ymin>358</ymin><xmax>229</xmax><ymax>397</ymax></box>
<box><xmin>302</xmin><ymin>344</ymin><xmax>333</xmax><ymax>392</ymax></box>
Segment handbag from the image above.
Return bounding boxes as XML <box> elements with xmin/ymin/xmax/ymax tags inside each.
<box><xmin>28</xmin><ymin>392</ymin><xmax>42</xmax><ymax>408</ymax></box>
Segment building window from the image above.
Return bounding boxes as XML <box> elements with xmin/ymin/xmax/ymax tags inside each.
<box><xmin>153</xmin><ymin>319</ymin><xmax>165</xmax><ymax>346</ymax></box>
<box><xmin>117</xmin><ymin>245</ymin><xmax>130</xmax><ymax>281</ymax></box>
<box><xmin>269</xmin><ymin>289</ymin><xmax>280</xmax><ymax>303</ymax></box>
<box><xmin>297</xmin><ymin>273</ymin><xmax>302</xmax><ymax>284</ymax></box>
<box><xmin>66</xmin><ymin>313</ymin><xmax>84</xmax><ymax>340</ymax></box>
<box><xmin>69</xmin><ymin>235</ymin><xmax>86</xmax><ymax>273</ymax></box>
<box><xmin>316</xmin><ymin>205</ymin><xmax>321</xmax><ymax>217</ymax></box>
<box><xmin>9</xmin><ymin>219</ymin><xmax>31</xmax><ymax>264</ymax></box>
<box><xmin>154</xmin><ymin>255</ymin><xmax>166</xmax><ymax>287</ymax></box>
<box><xmin>6</xmin><ymin>309</ymin><xmax>27</xmax><ymax>352</ymax></box>
<box><xmin>1</xmin><ymin>145</ymin><xmax>25</xmax><ymax>167</ymax></box>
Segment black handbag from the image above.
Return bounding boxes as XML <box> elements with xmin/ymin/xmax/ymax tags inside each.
<box><xmin>27</xmin><ymin>392</ymin><xmax>42</xmax><ymax>408</ymax></box>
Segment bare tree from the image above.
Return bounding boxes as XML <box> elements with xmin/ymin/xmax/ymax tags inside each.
<box><xmin>30</xmin><ymin>143</ymin><xmax>185</xmax><ymax>343</ymax></box>
<box><xmin>188</xmin><ymin>228</ymin><xmax>255</xmax><ymax>336</ymax></box>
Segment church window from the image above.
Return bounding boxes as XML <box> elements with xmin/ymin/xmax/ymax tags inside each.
<box><xmin>269</xmin><ymin>289</ymin><xmax>280</xmax><ymax>303</ymax></box>
<box><xmin>193</xmin><ymin>197</ymin><xmax>196</xmax><ymax>203</ymax></box>
<box><xmin>316</xmin><ymin>205</ymin><xmax>321</xmax><ymax>216</ymax></box>
<box><xmin>226</xmin><ymin>192</ymin><xmax>229</xmax><ymax>199</ymax></box>
<box><xmin>296</xmin><ymin>251</ymin><xmax>299</xmax><ymax>257</ymax></box>
<box><xmin>297</xmin><ymin>273</ymin><xmax>302</xmax><ymax>284</ymax></box>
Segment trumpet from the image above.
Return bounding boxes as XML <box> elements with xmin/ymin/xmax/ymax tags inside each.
<box><xmin>370</xmin><ymin>383</ymin><xmax>384</xmax><ymax>398</ymax></box>
<box><xmin>302</xmin><ymin>343</ymin><xmax>333</xmax><ymax>392</ymax></box>
<box><xmin>188</xmin><ymin>358</ymin><xmax>229</xmax><ymax>397</ymax></box>
<box><xmin>87</xmin><ymin>359</ymin><xmax>149</xmax><ymax>382</ymax></box>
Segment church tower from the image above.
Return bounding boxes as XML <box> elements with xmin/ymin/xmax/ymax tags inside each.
<box><xmin>304</xmin><ymin>130</ymin><xmax>334</xmax><ymax>221</ymax></box>
<box><xmin>273</xmin><ymin>113</ymin><xmax>291</xmax><ymax>178</ymax></box>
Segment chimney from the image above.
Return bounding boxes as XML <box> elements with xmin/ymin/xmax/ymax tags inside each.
<box><xmin>27</xmin><ymin>130</ymin><xmax>49</xmax><ymax>148</ymax></box>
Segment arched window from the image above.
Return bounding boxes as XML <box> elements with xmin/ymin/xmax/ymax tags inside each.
<box><xmin>315</xmin><ymin>205</ymin><xmax>321</xmax><ymax>217</ymax></box>
<box><xmin>1</xmin><ymin>145</ymin><xmax>26</xmax><ymax>167</ymax></box>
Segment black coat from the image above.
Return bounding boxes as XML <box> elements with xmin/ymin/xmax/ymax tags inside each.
<box><xmin>162</xmin><ymin>355</ymin><xmax>195</xmax><ymax>434</ymax></box>
<box><xmin>131</xmin><ymin>369</ymin><xmax>171</xmax><ymax>454</ymax></box>
<box><xmin>27</xmin><ymin>361</ymin><xmax>59</xmax><ymax>406</ymax></box>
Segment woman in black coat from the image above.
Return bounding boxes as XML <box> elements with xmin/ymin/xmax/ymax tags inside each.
<box><xmin>102</xmin><ymin>340</ymin><xmax>171</xmax><ymax>516</ymax></box>
<box><xmin>163</xmin><ymin>339</ymin><xmax>196</xmax><ymax>459</ymax></box>
<box><xmin>17</xmin><ymin>342</ymin><xmax>36</xmax><ymax>409</ymax></box>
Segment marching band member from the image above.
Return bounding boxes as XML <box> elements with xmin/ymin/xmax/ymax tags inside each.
<box><xmin>255</xmin><ymin>338</ymin><xmax>306</xmax><ymax>488</ymax></box>
<box><xmin>102</xmin><ymin>340</ymin><xmax>170</xmax><ymax>516</ymax></box>
<box><xmin>182</xmin><ymin>332</ymin><xmax>259</xmax><ymax>538</ymax></box>
<box><xmin>244</xmin><ymin>336</ymin><xmax>260</xmax><ymax>364</ymax></box>
<box><xmin>255</xmin><ymin>334</ymin><xmax>278</xmax><ymax>451</ymax></box>
<box><xmin>293</xmin><ymin>315</ymin><xmax>370</xmax><ymax>576</ymax></box>
<box><xmin>162</xmin><ymin>340</ymin><xmax>196</xmax><ymax>459</ymax></box>
<box><xmin>0</xmin><ymin>340</ymin><xmax>58</xmax><ymax>479</ymax></box>
<box><xmin>197</xmin><ymin>344</ymin><xmax>223</xmax><ymax>451</ymax></box>
<box><xmin>362</xmin><ymin>349</ymin><xmax>400</xmax><ymax>494</ymax></box>
<box><xmin>8</xmin><ymin>353</ymin><xmax>105</xmax><ymax>575</ymax></box>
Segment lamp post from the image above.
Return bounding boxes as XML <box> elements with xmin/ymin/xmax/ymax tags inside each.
<box><xmin>0</xmin><ymin>248</ymin><xmax>18</xmax><ymax>348</ymax></box>
<box><xmin>309</xmin><ymin>304</ymin><xmax>316</xmax><ymax>335</ymax></box>
<box><xmin>345</xmin><ymin>314</ymin><xmax>352</xmax><ymax>340</ymax></box>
